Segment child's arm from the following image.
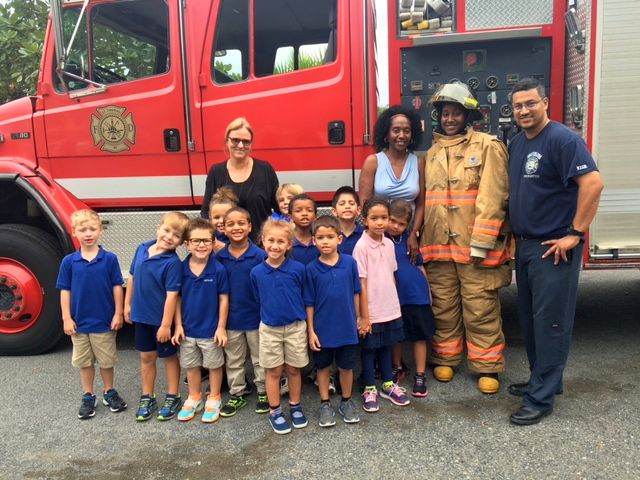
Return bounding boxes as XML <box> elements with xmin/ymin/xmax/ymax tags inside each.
<box><xmin>171</xmin><ymin>296</ymin><xmax>185</xmax><ymax>346</ymax></box>
<box><xmin>354</xmin><ymin>292</ymin><xmax>361</xmax><ymax>333</ymax></box>
<box><xmin>357</xmin><ymin>278</ymin><xmax>372</xmax><ymax>336</ymax></box>
<box><xmin>123</xmin><ymin>276</ymin><xmax>134</xmax><ymax>324</ymax></box>
<box><xmin>306</xmin><ymin>306</ymin><xmax>321</xmax><ymax>351</ymax></box>
<box><xmin>111</xmin><ymin>285</ymin><xmax>124</xmax><ymax>330</ymax></box>
<box><xmin>213</xmin><ymin>293</ymin><xmax>229</xmax><ymax>347</ymax></box>
<box><xmin>157</xmin><ymin>291</ymin><xmax>179</xmax><ymax>343</ymax></box>
<box><xmin>420</xmin><ymin>265</ymin><xmax>433</xmax><ymax>303</ymax></box>
<box><xmin>60</xmin><ymin>290</ymin><xmax>76</xmax><ymax>336</ymax></box>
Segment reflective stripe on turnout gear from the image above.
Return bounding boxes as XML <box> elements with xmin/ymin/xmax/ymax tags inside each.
<box><xmin>420</xmin><ymin>244</ymin><xmax>510</xmax><ymax>267</ymax></box>
<box><xmin>432</xmin><ymin>338</ymin><xmax>464</xmax><ymax>356</ymax></box>
<box><xmin>466</xmin><ymin>340</ymin><xmax>505</xmax><ymax>361</ymax></box>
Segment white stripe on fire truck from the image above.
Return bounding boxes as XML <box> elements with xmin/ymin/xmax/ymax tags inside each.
<box><xmin>56</xmin><ymin>170</ymin><xmax>357</xmax><ymax>199</ymax></box>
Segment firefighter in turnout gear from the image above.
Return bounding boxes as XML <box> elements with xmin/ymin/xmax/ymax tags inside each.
<box><xmin>419</xmin><ymin>82</ymin><xmax>512</xmax><ymax>394</ymax></box>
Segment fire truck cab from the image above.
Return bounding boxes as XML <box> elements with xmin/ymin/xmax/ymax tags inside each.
<box><xmin>0</xmin><ymin>0</ymin><xmax>377</xmax><ymax>354</ymax></box>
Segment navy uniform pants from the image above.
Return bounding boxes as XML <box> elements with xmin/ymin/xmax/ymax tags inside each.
<box><xmin>515</xmin><ymin>238</ymin><xmax>584</xmax><ymax>411</ymax></box>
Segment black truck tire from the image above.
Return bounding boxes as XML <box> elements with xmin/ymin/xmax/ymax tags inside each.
<box><xmin>0</xmin><ymin>224</ymin><xmax>64</xmax><ymax>355</ymax></box>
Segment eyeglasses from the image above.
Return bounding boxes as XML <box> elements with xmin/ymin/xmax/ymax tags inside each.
<box><xmin>228</xmin><ymin>137</ymin><xmax>252</xmax><ymax>146</ymax></box>
<box><xmin>513</xmin><ymin>100</ymin><xmax>543</xmax><ymax>112</ymax></box>
<box><xmin>187</xmin><ymin>238</ymin><xmax>213</xmax><ymax>246</ymax></box>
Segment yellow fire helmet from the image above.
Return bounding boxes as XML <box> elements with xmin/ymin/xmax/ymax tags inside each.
<box><xmin>429</xmin><ymin>82</ymin><xmax>483</xmax><ymax>121</ymax></box>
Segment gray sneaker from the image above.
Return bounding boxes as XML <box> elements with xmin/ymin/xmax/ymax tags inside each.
<box><xmin>338</xmin><ymin>398</ymin><xmax>360</xmax><ymax>424</ymax></box>
<box><xmin>318</xmin><ymin>402</ymin><xmax>336</xmax><ymax>428</ymax></box>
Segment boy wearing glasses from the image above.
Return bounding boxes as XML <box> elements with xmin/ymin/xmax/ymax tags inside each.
<box><xmin>125</xmin><ymin>211</ymin><xmax>189</xmax><ymax>421</ymax></box>
<box><xmin>172</xmin><ymin>218</ymin><xmax>230</xmax><ymax>422</ymax></box>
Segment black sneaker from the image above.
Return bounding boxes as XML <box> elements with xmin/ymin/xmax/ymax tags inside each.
<box><xmin>157</xmin><ymin>394</ymin><xmax>182</xmax><ymax>421</ymax></box>
<box><xmin>255</xmin><ymin>392</ymin><xmax>270</xmax><ymax>414</ymax></box>
<box><xmin>220</xmin><ymin>395</ymin><xmax>247</xmax><ymax>417</ymax></box>
<box><xmin>102</xmin><ymin>389</ymin><xmax>128</xmax><ymax>412</ymax></box>
<box><xmin>78</xmin><ymin>393</ymin><xmax>97</xmax><ymax>419</ymax></box>
<box><xmin>412</xmin><ymin>374</ymin><xmax>429</xmax><ymax>398</ymax></box>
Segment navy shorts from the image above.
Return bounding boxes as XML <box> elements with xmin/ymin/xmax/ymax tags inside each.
<box><xmin>313</xmin><ymin>344</ymin><xmax>358</xmax><ymax>370</ymax></box>
<box><xmin>134</xmin><ymin>323</ymin><xmax>177</xmax><ymax>358</ymax></box>
<box><xmin>401</xmin><ymin>305</ymin><xmax>436</xmax><ymax>342</ymax></box>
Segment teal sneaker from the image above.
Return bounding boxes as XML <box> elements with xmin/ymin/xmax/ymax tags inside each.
<box><xmin>201</xmin><ymin>396</ymin><xmax>222</xmax><ymax>423</ymax></box>
<box><xmin>157</xmin><ymin>394</ymin><xmax>182</xmax><ymax>421</ymax></box>
<box><xmin>177</xmin><ymin>396</ymin><xmax>203</xmax><ymax>422</ymax></box>
<box><xmin>135</xmin><ymin>394</ymin><xmax>157</xmax><ymax>422</ymax></box>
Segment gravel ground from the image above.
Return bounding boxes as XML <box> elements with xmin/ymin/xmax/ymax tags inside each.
<box><xmin>0</xmin><ymin>269</ymin><xmax>638</xmax><ymax>480</ymax></box>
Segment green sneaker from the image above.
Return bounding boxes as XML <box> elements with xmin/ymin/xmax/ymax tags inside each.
<box><xmin>255</xmin><ymin>392</ymin><xmax>270</xmax><ymax>414</ymax></box>
<box><xmin>220</xmin><ymin>395</ymin><xmax>247</xmax><ymax>417</ymax></box>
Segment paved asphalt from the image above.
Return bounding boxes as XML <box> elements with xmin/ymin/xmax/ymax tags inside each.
<box><xmin>0</xmin><ymin>269</ymin><xmax>638</xmax><ymax>480</ymax></box>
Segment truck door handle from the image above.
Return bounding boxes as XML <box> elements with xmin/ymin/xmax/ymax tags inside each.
<box><xmin>328</xmin><ymin>121</ymin><xmax>345</xmax><ymax>145</ymax></box>
<box><xmin>164</xmin><ymin>129</ymin><xmax>181</xmax><ymax>152</ymax></box>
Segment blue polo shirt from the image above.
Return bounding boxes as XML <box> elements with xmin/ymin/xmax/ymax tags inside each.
<box><xmin>215</xmin><ymin>231</ymin><xmax>230</xmax><ymax>245</ymax></box>
<box><xmin>339</xmin><ymin>224</ymin><xmax>364</xmax><ymax>256</ymax></box>
<box><xmin>304</xmin><ymin>255</ymin><xmax>361</xmax><ymax>348</ymax></box>
<box><xmin>180</xmin><ymin>255</ymin><xmax>229</xmax><ymax>338</ymax></box>
<box><xmin>216</xmin><ymin>241</ymin><xmax>265</xmax><ymax>330</ymax></box>
<box><xmin>129</xmin><ymin>240</ymin><xmax>182</xmax><ymax>326</ymax></box>
<box><xmin>290</xmin><ymin>238</ymin><xmax>319</xmax><ymax>265</ymax></box>
<box><xmin>388</xmin><ymin>233</ymin><xmax>431</xmax><ymax>306</ymax></box>
<box><xmin>509</xmin><ymin>121</ymin><xmax>598</xmax><ymax>238</ymax></box>
<box><xmin>56</xmin><ymin>247</ymin><xmax>123</xmax><ymax>334</ymax></box>
<box><xmin>250</xmin><ymin>258</ymin><xmax>306</xmax><ymax>327</ymax></box>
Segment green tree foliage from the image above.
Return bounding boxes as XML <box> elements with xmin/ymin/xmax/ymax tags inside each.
<box><xmin>273</xmin><ymin>48</ymin><xmax>325</xmax><ymax>75</ymax></box>
<box><xmin>0</xmin><ymin>0</ymin><xmax>49</xmax><ymax>104</ymax></box>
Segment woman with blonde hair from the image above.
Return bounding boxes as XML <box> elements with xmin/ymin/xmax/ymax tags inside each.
<box><xmin>201</xmin><ymin>117</ymin><xmax>279</xmax><ymax>242</ymax></box>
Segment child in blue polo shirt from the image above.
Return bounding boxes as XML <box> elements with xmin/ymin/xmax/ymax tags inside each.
<box><xmin>172</xmin><ymin>218</ymin><xmax>229</xmax><ymax>423</ymax></box>
<box><xmin>305</xmin><ymin>215</ymin><xmax>362</xmax><ymax>427</ymax></box>
<box><xmin>208</xmin><ymin>186</ymin><xmax>238</xmax><ymax>252</ymax></box>
<box><xmin>250</xmin><ymin>217</ymin><xmax>309</xmax><ymax>434</ymax></box>
<box><xmin>387</xmin><ymin>199</ymin><xmax>435</xmax><ymax>398</ymax></box>
<box><xmin>216</xmin><ymin>207</ymin><xmax>269</xmax><ymax>417</ymax></box>
<box><xmin>124</xmin><ymin>211</ymin><xmax>189</xmax><ymax>422</ymax></box>
<box><xmin>332</xmin><ymin>186</ymin><xmax>364</xmax><ymax>256</ymax></box>
<box><xmin>57</xmin><ymin>209</ymin><xmax>127</xmax><ymax>420</ymax></box>
<box><xmin>289</xmin><ymin>193</ymin><xmax>319</xmax><ymax>265</ymax></box>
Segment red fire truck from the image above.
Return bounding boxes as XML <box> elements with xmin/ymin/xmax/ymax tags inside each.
<box><xmin>0</xmin><ymin>0</ymin><xmax>637</xmax><ymax>354</ymax></box>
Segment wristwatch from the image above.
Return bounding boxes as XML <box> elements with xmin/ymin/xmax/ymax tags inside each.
<box><xmin>566</xmin><ymin>225</ymin><xmax>585</xmax><ymax>238</ymax></box>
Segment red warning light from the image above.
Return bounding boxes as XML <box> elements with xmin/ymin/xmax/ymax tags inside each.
<box><xmin>466</xmin><ymin>52</ymin><xmax>478</xmax><ymax>67</ymax></box>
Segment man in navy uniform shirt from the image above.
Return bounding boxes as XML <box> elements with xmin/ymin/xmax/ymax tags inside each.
<box><xmin>508</xmin><ymin>78</ymin><xmax>604</xmax><ymax>425</ymax></box>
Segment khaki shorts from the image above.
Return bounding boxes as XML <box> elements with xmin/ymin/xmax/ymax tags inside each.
<box><xmin>179</xmin><ymin>337</ymin><xmax>225</xmax><ymax>370</ymax></box>
<box><xmin>71</xmin><ymin>331</ymin><xmax>117</xmax><ymax>369</ymax></box>
<box><xmin>259</xmin><ymin>320</ymin><xmax>309</xmax><ymax>369</ymax></box>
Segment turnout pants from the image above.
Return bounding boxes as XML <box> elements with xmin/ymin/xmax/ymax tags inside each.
<box><xmin>224</xmin><ymin>329</ymin><xmax>265</xmax><ymax>396</ymax></box>
<box><xmin>515</xmin><ymin>239</ymin><xmax>583</xmax><ymax>411</ymax></box>
<box><xmin>426</xmin><ymin>261</ymin><xmax>511</xmax><ymax>373</ymax></box>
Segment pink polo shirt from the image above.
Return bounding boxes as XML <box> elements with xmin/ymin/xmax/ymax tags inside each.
<box><xmin>352</xmin><ymin>232</ymin><xmax>401</xmax><ymax>324</ymax></box>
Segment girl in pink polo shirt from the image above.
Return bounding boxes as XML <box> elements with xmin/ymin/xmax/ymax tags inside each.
<box><xmin>352</xmin><ymin>196</ymin><xmax>410</xmax><ymax>413</ymax></box>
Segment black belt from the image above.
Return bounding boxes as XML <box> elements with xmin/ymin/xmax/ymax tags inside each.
<box><xmin>514</xmin><ymin>232</ymin><xmax>565</xmax><ymax>241</ymax></box>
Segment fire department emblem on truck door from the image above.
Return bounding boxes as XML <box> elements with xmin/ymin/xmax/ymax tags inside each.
<box><xmin>90</xmin><ymin>106</ymin><xmax>136</xmax><ymax>153</ymax></box>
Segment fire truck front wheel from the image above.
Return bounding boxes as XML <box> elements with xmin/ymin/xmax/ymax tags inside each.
<box><xmin>0</xmin><ymin>224</ymin><xmax>64</xmax><ymax>355</ymax></box>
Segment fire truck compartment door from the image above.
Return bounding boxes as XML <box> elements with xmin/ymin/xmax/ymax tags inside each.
<box><xmin>590</xmin><ymin>0</ymin><xmax>640</xmax><ymax>256</ymax></box>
